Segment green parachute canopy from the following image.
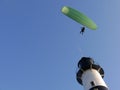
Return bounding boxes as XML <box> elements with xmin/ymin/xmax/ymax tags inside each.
<box><xmin>61</xmin><ymin>6</ymin><xmax>98</xmax><ymax>30</ymax></box>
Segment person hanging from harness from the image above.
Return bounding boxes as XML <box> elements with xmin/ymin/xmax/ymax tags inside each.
<box><xmin>80</xmin><ymin>27</ymin><xmax>85</xmax><ymax>35</ymax></box>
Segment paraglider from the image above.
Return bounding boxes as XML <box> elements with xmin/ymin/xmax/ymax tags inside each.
<box><xmin>80</xmin><ymin>27</ymin><xmax>85</xmax><ymax>35</ymax></box>
<box><xmin>61</xmin><ymin>6</ymin><xmax>98</xmax><ymax>30</ymax></box>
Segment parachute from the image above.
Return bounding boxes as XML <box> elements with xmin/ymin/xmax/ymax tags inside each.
<box><xmin>61</xmin><ymin>6</ymin><xmax>98</xmax><ymax>30</ymax></box>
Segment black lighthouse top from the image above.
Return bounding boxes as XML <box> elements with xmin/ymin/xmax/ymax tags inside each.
<box><xmin>76</xmin><ymin>57</ymin><xmax>104</xmax><ymax>85</ymax></box>
<box><xmin>77</xmin><ymin>57</ymin><xmax>94</xmax><ymax>69</ymax></box>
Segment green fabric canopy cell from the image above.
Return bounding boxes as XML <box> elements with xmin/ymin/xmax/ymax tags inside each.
<box><xmin>61</xmin><ymin>6</ymin><xmax>98</xmax><ymax>30</ymax></box>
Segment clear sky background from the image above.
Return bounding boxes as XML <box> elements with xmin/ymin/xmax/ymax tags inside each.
<box><xmin>0</xmin><ymin>0</ymin><xmax>119</xmax><ymax>90</ymax></box>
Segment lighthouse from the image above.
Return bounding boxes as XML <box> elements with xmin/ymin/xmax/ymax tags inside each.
<box><xmin>76</xmin><ymin>57</ymin><xmax>109</xmax><ymax>90</ymax></box>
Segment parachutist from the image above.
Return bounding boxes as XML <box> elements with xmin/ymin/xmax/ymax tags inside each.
<box><xmin>80</xmin><ymin>27</ymin><xmax>85</xmax><ymax>35</ymax></box>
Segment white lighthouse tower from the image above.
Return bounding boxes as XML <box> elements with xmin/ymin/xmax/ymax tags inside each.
<box><xmin>76</xmin><ymin>57</ymin><xmax>109</xmax><ymax>90</ymax></box>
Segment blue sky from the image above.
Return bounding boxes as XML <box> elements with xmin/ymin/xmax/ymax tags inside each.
<box><xmin>0</xmin><ymin>0</ymin><xmax>120</xmax><ymax>90</ymax></box>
